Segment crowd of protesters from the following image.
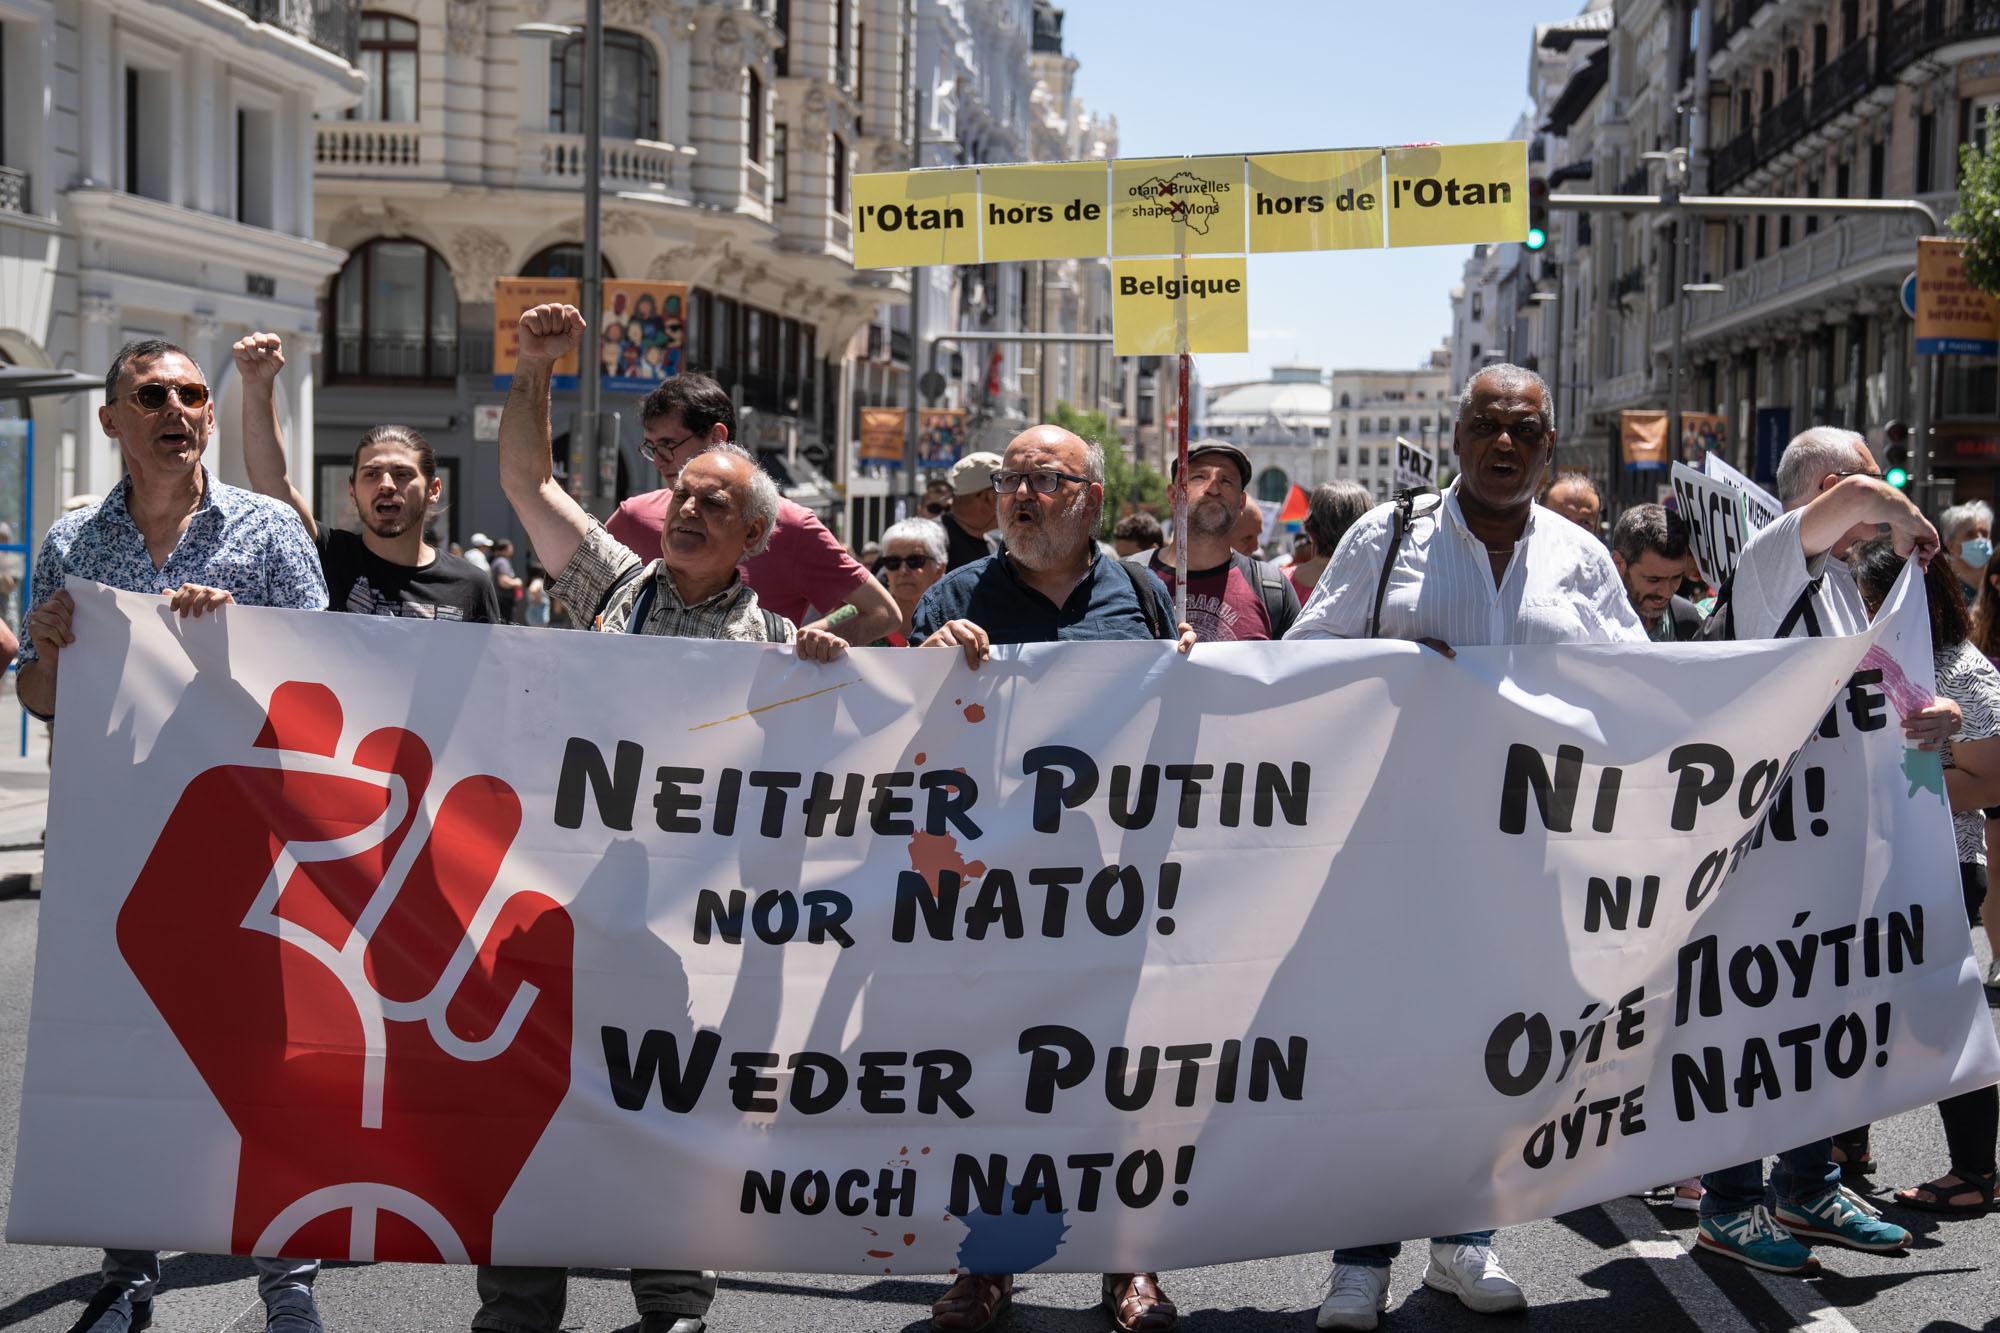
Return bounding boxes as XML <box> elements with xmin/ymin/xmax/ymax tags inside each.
<box><xmin>19</xmin><ymin>306</ymin><xmax>1996</xmax><ymax>1333</ymax></box>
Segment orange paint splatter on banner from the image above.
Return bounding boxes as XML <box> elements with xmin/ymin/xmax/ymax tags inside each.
<box><xmin>963</xmin><ymin>703</ymin><xmax>986</xmax><ymax>723</ymax></box>
<box><xmin>915</xmin><ymin>752</ymin><xmax>927</xmax><ymax>764</ymax></box>
<box><xmin>908</xmin><ymin>831</ymin><xmax>986</xmax><ymax>898</ymax></box>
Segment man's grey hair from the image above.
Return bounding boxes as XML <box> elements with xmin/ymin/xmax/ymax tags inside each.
<box><xmin>704</xmin><ymin>441</ymin><xmax>781</xmax><ymax>556</ymax></box>
<box><xmin>1080</xmin><ymin>438</ymin><xmax>1106</xmax><ymax>485</ymax></box>
<box><xmin>1940</xmin><ymin>499</ymin><xmax>1995</xmax><ymax>543</ymax></box>
<box><xmin>1304</xmin><ymin>480</ymin><xmax>1372</xmax><ymax>554</ymax></box>
<box><xmin>1774</xmin><ymin>427</ymin><xmax>1867</xmax><ymax>507</ymax></box>
<box><xmin>1459</xmin><ymin>363</ymin><xmax>1555</xmax><ymax>436</ymax></box>
<box><xmin>1543</xmin><ymin>471</ymin><xmax>1600</xmax><ymax>505</ymax></box>
<box><xmin>879</xmin><ymin>516</ymin><xmax>948</xmax><ymax>565</ymax></box>
<box><xmin>1609</xmin><ymin>502</ymin><xmax>1690</xmax><ymax>566</ymax></box>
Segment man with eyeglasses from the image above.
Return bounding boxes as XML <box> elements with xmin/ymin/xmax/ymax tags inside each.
<box><xmin>604</xmin><ymin>372</ymin><xmax>899</xmax><ymax>644</ymax></box>
<box><xmin>1691</xmin><ymin>425</ymin><xmax>1944</xmax><ymax>1277</ymax></box>
<box><xmin>22</xmin><ymin>338</ymin><xmax>328</xmax><ymax>1333</ymax></box>
<box><xmin>912</xmin><ymin>423</ymin><xmax>1192</xmax><ymax>1333</ymax></box>
<box><xmin>1289</xmin><ymin>364</ymin><xmax>1642</xmax><ymax>1331</ymax></box>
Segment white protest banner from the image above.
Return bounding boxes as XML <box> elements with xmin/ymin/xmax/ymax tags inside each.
<box><xmin>1705</xmin><ymin>451</ymin><xmax>1783</xmax><ymax>531</ymax></box>
<box><xmin>9</xmin><ymin>576</ymin><xmax>1996</xmax><ymax>1276</ymax></box>
<box><xmin>1670</xmin><ymin>460</ymin><xmax>1754</xmax><ymax>586</ymax></box>
<box><xmin>1393</xmin><ymin>436</ymin><xmax>1436</xmax><ymax>492</ymax></box>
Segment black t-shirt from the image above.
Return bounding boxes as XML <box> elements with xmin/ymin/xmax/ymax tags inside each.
<box><xmin>944</xmin><ymin>513</ymin><xmax>994</xmax><ymax>571</ymax></box>
<box><xmin>317</xmin><ymin>528</ymin><xmax>501</xmax><ymax>622</ymax></box>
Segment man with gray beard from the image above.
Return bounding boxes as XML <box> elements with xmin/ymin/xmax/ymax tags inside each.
<box><xmin>1146</xmin><ymin>441</ymin><xmax>1298</xmax><ymax>641</ymax></box>
<box><xmin>908</xmin><ymin>422</ymin><xmax>1193</xmax><ymax>1333</ymax></box>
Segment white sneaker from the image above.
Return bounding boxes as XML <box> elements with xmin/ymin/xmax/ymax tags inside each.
<box><xmin>1984</xmin><ymin>957</ymin><xmax>2000</xmax><ymax>988</ymax></box>
<box><xmin>1317</xmin><ymin>1261</ymin><xmax>1391</xmax><ymax>1330</ymax></box>
<box><xmin>1423</xmin><ymin>1242</ymin><xmax>1527</xmax><ymax>1315</ymax></box>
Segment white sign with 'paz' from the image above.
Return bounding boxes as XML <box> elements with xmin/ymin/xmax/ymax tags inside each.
<box><xmin>1670</xmin><ymin>461</ymin><xmax>1754</xmax><ymax>586</ymax></box>
<box><xmin>1394</xmin><ymin>437</ymin><xmax>1436</xmax><ymax>492</ymax></box>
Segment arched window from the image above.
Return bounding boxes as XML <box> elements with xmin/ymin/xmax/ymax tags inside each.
<box><xmin>330</xmin><ymin>239</ymin><xmax>458</xmax><ymax>382</ymax></box>
<box><xmin>1254</xmin><ymin>467</ymin><xmax>1290</xmax><ymax>504</ymax></box>
<box><xmin>352</xmin><ymin>12</ymin><xmax>419</xmax><ymax>121</ymax></box>
<box><xmin>551</xmin><ymin>31</ymin><xmax>658</xmax><ymax>140</ymax></box>
<box><xmin>519</xmin><ymin>244</ymin><xmax>616</xmax><ymax>280</ymax></box>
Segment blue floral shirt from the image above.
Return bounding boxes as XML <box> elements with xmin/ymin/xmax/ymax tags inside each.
<box><xmin>21</xmin><ymin>470</ymin><xmax>327</xmax><ymax>663</ymax></box>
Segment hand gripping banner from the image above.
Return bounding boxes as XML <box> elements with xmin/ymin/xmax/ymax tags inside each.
<box><xmin>10</xmin><ymin>572</ymin><xmax>1998</xmax><ymax>1273</ymax></box>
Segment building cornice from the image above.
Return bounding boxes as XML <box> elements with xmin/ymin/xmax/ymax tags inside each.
<box><xmin>67</xmin><ymin>189</ymin><xmax>348</xmax><ymax>281</ymax></box>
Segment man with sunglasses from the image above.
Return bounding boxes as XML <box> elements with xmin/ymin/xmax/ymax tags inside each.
<box><xmin>1288</xmin><ymin>365</ymin><xmax>1642</xmax><ymax>1331</ymax></box>
<box><xmin>604</xmin><ymin>372</ymin><xmax>899</xmax><ymax>645</ymax></box>
<box><xmin>22</xmin><ymin>338</ymin><xmax>328</xmax><ymax>1333</ymax></box>
<box><xmin>912</xmin><ymin>423</ymin><xmax>1192</xmax><ymax>1333</ymax></box>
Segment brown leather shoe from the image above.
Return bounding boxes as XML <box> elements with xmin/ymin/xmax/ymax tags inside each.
<box><xmin>1102</xmin><ymin>1272</ymin><xmax>1178</xmax><ymax>1331</ymax></box>
<box><xmin>930</xmin><ymin>1272</ymin><xmax>1013</xmax><ymax>1331</ymax></box>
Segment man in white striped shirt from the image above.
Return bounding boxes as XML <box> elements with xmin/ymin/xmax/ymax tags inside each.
<box><xmin>1289</xmin><ymin>364</ymin><xmax>1643</xmax><ymax>1331</ymax></box>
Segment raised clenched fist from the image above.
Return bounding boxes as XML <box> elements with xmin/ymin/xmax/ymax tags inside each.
<box><xmin>116</xmin><ymin>681</ymin><xmax>573</xmax><ymax>1264</ymax></box>
<box><xmin>516</xmin><ymin>303</ymin><xmax>587</xmax><ymax>365</ymax></box>
<box><xmin>232</xmin><ymin>332</ymin><xmax>286</xmax><ymax>386</ymax></box>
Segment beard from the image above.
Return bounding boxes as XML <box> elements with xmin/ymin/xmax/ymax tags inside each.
<box><xmin>1002</xmin><ymin>486</ymin><xmax>1094</xmax><ymax>570</ymax></box>
<box><xmin>1189</xmin><ymin>495</ymin><xmax>1235</xmax><ymax>537</ymax></box>
<box><xmin>361</xmin><ymin>501</ymin><xmax>422</xmax><ymax>540</ymax></box>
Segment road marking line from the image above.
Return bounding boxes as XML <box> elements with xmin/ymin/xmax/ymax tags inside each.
<box><xmin>1597</xmin><ymin>1196</ymin><xmax>1758</xmax><ymax>1333</ymax></box>
<box><xmin>1748</xmin><ymin>1263</ymin><xmax>1863</xmax><ymax>1333</ymax></box>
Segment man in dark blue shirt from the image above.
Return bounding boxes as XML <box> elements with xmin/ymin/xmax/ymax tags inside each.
<box><xmin>914</xmin><ymin>425</ymin><xmax>1190</xmax><ymax>1333</ymax></box>
<box><xmin>912</xmin><ymin>425</ymin><xmax>1191</xmax><ymax>667</ymax></box>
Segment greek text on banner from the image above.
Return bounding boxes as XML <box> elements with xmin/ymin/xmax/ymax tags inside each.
<box><xmin>8</xmin><ymin>576</ymin><xmax>1996</xmax><ymax>1275</ymax></box>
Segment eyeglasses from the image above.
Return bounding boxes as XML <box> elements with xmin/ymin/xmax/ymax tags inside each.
<box><xmin>638</xmin><ymin>432</ymin><xmax>701</xmax><ymax>467</ymax></box>
<box><xmin>1829</xmin><ymin>466</ymin><xmax>1885</xmax><ymax>481</ymax></box>
<box><xmin>119</xmin><ymin>382</ymin><xmax>210</xmax><ymax>411</ymax></box>
<box><xmin>992</xmin><ymin>468</ymin><xmax>1090</xmax><ymax>495</ymax></box>
<box><xmin>877</xmin><ymin>554</ymin><xmax>934</xmax><ymax>571</ymax></box>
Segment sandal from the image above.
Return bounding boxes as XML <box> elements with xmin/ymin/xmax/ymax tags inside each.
<box><xmin>1893</xmin><ymin>1171</ymin><xmax>1997</xmax><ymax>1217</ymax></box>
<box><xmin>931</xmin><ymin>1272</ymin><xmax>1012</xmax><ymax>1331</ymax></box>
<box><xmin>1101</xmin><ymin>1272</ymin><xmax>1179</xmax><ymax>1331</ymax></box>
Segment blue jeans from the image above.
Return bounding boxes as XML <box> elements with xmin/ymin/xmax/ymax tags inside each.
<box><xmin>1333</xmin><ymin>1231</ymin><xmax>1496</xmax><ymax>1269</ymax></box>
<box><xmin>473</xmin><ymin>1266</ymin><xmax>716</xmax><ymax>1333</ymax></box>
<box><xmin>1699</xmin><ymin>1139</ymin><xmax>1839</xmax><ymax>1218</ymax></box>
<box><xmin>100</xmin><ymin>1250</ymin><xmax>317</xmax><ymax>1305</ymax></box>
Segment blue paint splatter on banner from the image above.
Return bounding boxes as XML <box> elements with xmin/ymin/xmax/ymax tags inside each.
<box><xmin>1903</xmin><ymin>746</ymin><xmax>1945</xmax><ymax>800</ymax></box>
<box><xmin>954</xmin><ymin>1181</ymin><xmax>1069</xmax><ymax>1273</ymax></box>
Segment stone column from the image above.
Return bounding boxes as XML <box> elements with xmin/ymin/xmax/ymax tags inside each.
<box><xmin>76</xmin><ymin>295</ymin><xmax>120</xmax><ymax>497</ymax></box>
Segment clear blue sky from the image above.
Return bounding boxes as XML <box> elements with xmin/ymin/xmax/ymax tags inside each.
<box><xmin>1060</xmin><ymin>0</ymin><xmax>1578</xmax><ymax>387</ymax></box>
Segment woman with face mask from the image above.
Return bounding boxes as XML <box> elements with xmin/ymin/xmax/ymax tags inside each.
<box><xmin>1941</xmin><ymin>500</ymin><xmax>1995</xmax><ymax>607</ymax></box>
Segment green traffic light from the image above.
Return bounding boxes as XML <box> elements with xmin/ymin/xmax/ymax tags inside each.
<box><xmin>1886</xmin><ymin>466</ymin><xmax>1910</xmax><ymax>488</ymax></box>
<box><xmin>1525</xmin><ymin>227</ymin><xmax>1548</xmax><ymax>251</ymax></box>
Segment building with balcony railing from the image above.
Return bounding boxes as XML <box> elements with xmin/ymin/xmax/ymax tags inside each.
<box><xmin>311</xmin><ymin>0</ymin><xmax>910</xmax><ymax>543</ymax></box>
<box><xmin>1663</xmin><ymin>0</ymin><xmax>1997</xmax><ymax>499</ymax></box>
<box><xmin>0</xmin><ymin>0</ymin><xmax>362</xmax><ymax>554</ymax></box>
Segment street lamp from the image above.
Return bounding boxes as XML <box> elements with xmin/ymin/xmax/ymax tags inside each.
<box><xmin>514</xmin><ymin>5</ymin><xmax>610</xmax><ymax>517</ymax></box>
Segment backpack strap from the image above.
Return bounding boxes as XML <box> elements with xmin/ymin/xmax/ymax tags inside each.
<box><xmin>1369</xmin><ymin>490</ymin><xmax>1426</xmax><ymax>639</ymax></box>
<box><xmin>1777</xmin><ymin>575</ymin><xmax>1826</xmax><ymax>638</ymax></box>
<box><xmin>760</xmin><ymin>608</ymin><xmax>787</xmax><ymax>641</ymax></box>
<box><xmin>622</xmin><ymin>574</ymin><xmax>658</xmax><ymax>634</ymax></box>
<box><xmin>1116</xmin><ymin>556</ymin><xmax>1170</xmax><ymax>639</ymax></box>
<box><xmin>1233</xmin><ymin>550</ymin><xmax>1295</xmax><ymax>638</ymax></box>
<box><xmin>592</xmin><ymin>560</ymin><xmax>651</xmax><ymax>631</ymax></box>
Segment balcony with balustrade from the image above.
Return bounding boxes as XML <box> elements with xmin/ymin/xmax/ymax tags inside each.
<box><xmin>223</xmin><ymin>0</ymin><xmax>358</xmax><ymax>63</ymax></box>
<box><xmin>1881</xmin><ymin>0</ymin><xmax>2000</xmax><ymax>77</ymax></box>
<box><xmin>315</xmin><ymin>122</ymin><xmax>434</xmax><ymax>179</ymax></box>
<box><xmin>515</xmin><ymin>132</ymin><xmax>697</xmax><ymax>204</ymax></box>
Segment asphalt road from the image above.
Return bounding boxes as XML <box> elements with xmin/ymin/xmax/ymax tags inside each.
<box><xmin>3</xmin><ymin>874</ymin><xmax>1999</xmax><ymax>1330</ymax></box>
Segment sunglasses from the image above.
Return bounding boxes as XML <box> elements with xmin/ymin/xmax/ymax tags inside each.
<box><xmin>120</xmin><ymin>382</ymin><xmax>210</xmax><ymax>410</ymax></box>
<box><xmin>924</xmin><ymin>502</ymin><xmax>947</xmax><ymax>515</ymax></box>
<box><xmin>992</xmin><ymin>468</ymin><xmax>1090</xmax><ymax>495</ymax></box>
<box><xmin>877</xmin><ymin>554</ymin><xmax>934</xmax><ymax>571</ymax></box>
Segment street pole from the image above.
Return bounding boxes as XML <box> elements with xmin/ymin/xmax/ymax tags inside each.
<box><xmin>1174</xmin><ymin>352</ymin><xmax>1190</xmax><ymax>629</ymax></box>
<box><xmin>903</xmin><ymin>87</ymin><xmax>925</xmax><ymax>500</ymax></box>
<box><xmin>1915</xmin><ymin>347</ymin><xmax>1935</xmax><ymax>514</ymax></box>
<box><xmin>579</xmin><ymin>0</ymin><xmax>606</xmax><ymax>515</ymax></box>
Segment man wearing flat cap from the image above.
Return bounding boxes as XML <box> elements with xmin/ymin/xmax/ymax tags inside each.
<box><xmin>1147</xmin><ymin>440</ymin><xmax>1300</xmax><ymax>641</ymax></box>
<box><xmin>942</xmin><ymin>451</ymin><xmax>1004</xmax><ymax>570</ymax></box>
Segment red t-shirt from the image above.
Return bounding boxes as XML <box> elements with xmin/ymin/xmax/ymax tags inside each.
<box><xmin>1290</xmin><ymin>567</ymin><xmax>1317</xmax><ymax>604</ymax></box>
<box><xmin>605</xmin><ymin>490</ymin><xmax>869</xmax><ymax>623</ymax></box>
<box><xmin>1148</xmin><ymin>553</ymin><xmax>1278</xmax><ymax>641</ymax></box>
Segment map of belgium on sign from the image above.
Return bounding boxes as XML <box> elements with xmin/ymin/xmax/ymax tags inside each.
<box><xmin>1131</xmin><ymin>173</ymin><xmax>1218</xmax><ymax>234</ymax></box>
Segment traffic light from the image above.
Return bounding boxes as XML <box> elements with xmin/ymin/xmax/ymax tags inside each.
<box><xmin>1885</xmin><ymin>443</ymin><xmax>1910</xmax><ymax>490</ymax></box>
<box><xmin>1525</xmin><ymin>178</ymin><xmax>1549</xmax><ymax>252</ymax></box>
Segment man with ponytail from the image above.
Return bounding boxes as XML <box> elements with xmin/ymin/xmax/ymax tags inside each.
<box><xmin>233</xmin><ymin>334</ymin><xmax>500</xmax><ymax>622</ymax></box>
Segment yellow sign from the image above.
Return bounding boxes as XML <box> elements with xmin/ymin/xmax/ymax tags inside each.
<box><xmin>978</xmin><ymin>162</ymin><xmax>1109</xmax><ymax>261</ymax></box>
<box><xmin>1111</xmin><ymin>258</ymin><xmax>1249</xmax><ymax>355</ymax></box>
<box><xmin>1915</xmin><ymin>237</ymin><xmax>2000</xmax><ymax>355</ymax></box>
<box><xmin>1384</xmin><ymin>141</ymin><xmax>1528</xmax><ymax>248</ymax></box>
<box><xmin>1110</xmin><ymin>156</ymin><xmax>1245</xmax><ymax>256</ymax></box>
<box><xmin>493</xmin><ymin>278</ymin><xmax>582</xmax><ymax>378</ymax></box>
<box><xmin>1247</xmin><ymin>150</ymin><xmax>1384</xmax><ymax>253</ymax></box>
<box><xmin>852</xmin><ymin>167</ymin><xmax>980</xmax><ymax>268</ymax></box>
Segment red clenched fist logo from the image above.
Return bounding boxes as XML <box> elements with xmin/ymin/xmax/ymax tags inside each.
<box><xmin>116</xmin><ymin>682</ymin><xmax>573</xmax><ymax>1263</ymax></box>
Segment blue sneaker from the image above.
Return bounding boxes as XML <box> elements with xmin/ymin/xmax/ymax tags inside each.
<box><xmin>1695</xmin><ymin>1205</ymin><xmax>1817</xmax><ymax>1273</ymax></box>
<box><xmin>1776</xmin><ymin>1184</ymin><xmax>1911</xmax><ymax>1252</ymax></box>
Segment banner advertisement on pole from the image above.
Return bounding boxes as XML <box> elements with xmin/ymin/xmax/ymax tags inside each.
<box><xmin>1668</xmin><ymin>460</ymin><xmax>1753</xmax><ymax>585</ymax></box>
<box><xmin>1703</xmin><ymin>450</ymin><xmax>1783</xmax><ymax>532</ymax></box>
<box><xmin>855</xmin><ymin>409</ymin><xmax>968</xmax><ymax>468</ymax></box>
<box><xmin>600</xmin><ymin>282</ymin><xmax>689</xmax><ymax>391</ymax></box>
<box><xmin>857</xmin><ymin>407</ymin><xmax>907</xmax><ymax>465</ymax></box>
<box><xmin>916</xmin><ymin>409</ymin><xmax>968</xmax><ymax>468</ymax></box>
<box><xmin>1915</xmin><ymin>237</ymin><xmax>2000</xmax><ymax>356</ymax></box>
<box><xmin>493</xmin><ymin>278</ymin><xmax>582</xmax><ymax>388</ymax></box>
<box><xmin>10</xmin><ymin>578</ymin><xmax>1996</xmax><ymax>1275</ymax></box>
<box><xmin>1679</xmin><ymin>412</ymin><xmax>1727</xmax><ymax>461</ymax></box>
<box><xmin>1620</xmin><ymin>410</ymin><xmax>1669</xmax><ymax>469</ymax></box>
<box><xmin>1393</xmin><ymin>436</ymin><xmax>1436</xmax><ymax>491</ymax></box>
